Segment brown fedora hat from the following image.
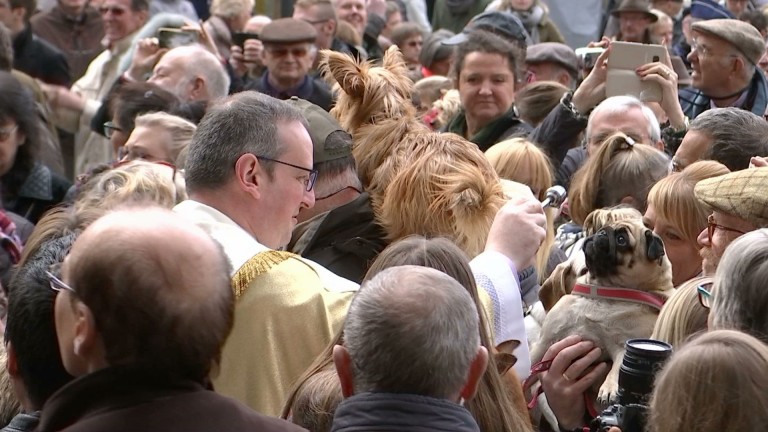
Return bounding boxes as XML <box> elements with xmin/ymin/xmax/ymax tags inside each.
<box><xmin>611</xmin><ymin>0</ymin><xmax>658</xmax><ymax>22</ymax></box>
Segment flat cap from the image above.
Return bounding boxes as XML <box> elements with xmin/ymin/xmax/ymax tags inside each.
<box><xmin>286</xmin><ymin>97</ymin><xmax>352</xmax><ymax>164</ymax></box>
<box><xmin>694</xmin><ymin>168</ymin><xmax>768</xmax><ymax>228</ymax></box>
<box><xmin>443</xmin><ymin>11</ymin><xmax>531</xmax><ymax>47</ymax></box>
<box><xmin>260</xmin><ymin>18</ymin><xmax>317</xmax><ymax>44</ymax></box>
<box><xmin>526</xmin><ymin>42</ymin><xmax>578</xmax><ymax>75</ymax></box>
<box><xmin>692</xmin><ymin>19</ymin><xmax>764</xmax><ymax>65</ymax></box>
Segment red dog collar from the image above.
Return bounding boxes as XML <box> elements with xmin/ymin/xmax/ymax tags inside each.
<box><xmin>572</xmin><ymin>283</ymin><xmax>666</xmax><ymax>311</ymax></box>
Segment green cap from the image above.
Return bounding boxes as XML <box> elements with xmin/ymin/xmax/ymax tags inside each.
<box><xmin>287</xmin><ymin>97</ymin><xmax>353</xmax><ymax>165</ymax></box>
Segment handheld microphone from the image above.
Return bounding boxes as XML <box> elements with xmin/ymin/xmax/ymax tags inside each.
<box><xmin>541</xmin><ymin>185</ymin><xmax>566</xmax><ymax>208</ymax></box>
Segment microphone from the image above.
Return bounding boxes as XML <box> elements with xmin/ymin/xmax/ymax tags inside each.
<box><xmin>541</xmin><ymin>185</ymin><xmax>566</xmax><ymax>208</ymax></box>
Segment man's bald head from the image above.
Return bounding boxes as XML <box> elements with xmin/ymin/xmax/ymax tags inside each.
<box><xmin>65</xmin><ymin>206</ymin><xmax>233</xmax><ymax>381</ymax></box>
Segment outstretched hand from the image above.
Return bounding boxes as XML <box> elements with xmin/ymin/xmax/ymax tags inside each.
<box><xmin>635</xmin><ymin>48</ymin><xmax>686</xmax><ymax>130</ymax></box>
<box><xmin>572</xmin><ymin>38</ymin><xmax>611</xmax><ymax>114</ymax></box>
<box><xmin>484</xmin><ymin>195</ymin><xmax>546</xmax><ymax>271</ymax></box>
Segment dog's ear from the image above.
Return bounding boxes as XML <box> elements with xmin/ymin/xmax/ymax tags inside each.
<box><xmin>381</xmin><ymin>45</ymin><xmax>407</xmax><ymax>71</ymax></box>
<box><xmin>321</xmin><ymin>49</ymin><xmax>365</xmax><ymax>98</ymax></box>
<box><xmin>645</xmin><ymin>230</ymin><xmax>666</xmax><ymax>263</ymax></box>
<box><xmin>540</xmin><ymin>261</ymin><xmax>576</xmax><ymax>311</ymax></box>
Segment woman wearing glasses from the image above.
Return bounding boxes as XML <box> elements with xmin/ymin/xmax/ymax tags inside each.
<box><xmin>643</xmin><ymin>160</ymin><xmax>729</xmax><ymax>286</ymax></box>
<box><xmin>0</xmin><ymin>72</ymin><xmax>71</xmax><ymax>223</ymax></box>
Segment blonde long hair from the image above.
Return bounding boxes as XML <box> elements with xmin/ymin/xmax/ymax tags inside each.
<box><xmin>569</xmin><ymin>132</ymin><xmax>669</xmax><ymax>226</ymax></box>
<box><xmin>650</xmin><ymin>276</ymin><xmax>711</xmax><ymax>348</ymax></box>
<box><xmin>648</xmin><ymin>330</ymin><xmax>768</xmax><ymax>432</ymax></box>
<box><xmin>647</xmin><ymin>160</ymin><xmax>729</xmax><ymax>244</ymax></box>
<box><xmin>486</xmin><ymin>138</ymin><xmax>555</xmax><ymax>282</ymax></box>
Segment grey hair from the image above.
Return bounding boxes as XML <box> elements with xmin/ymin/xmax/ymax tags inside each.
<box><xmin>688</xmin><ymin>107</ymin><xmax>768</xmax><ymax>171</ymax></box>
<box><xmin>172</xmin><ymin>45</ymin><xmax>231</xmax><ymax>101</ymax></box>
<box><xmin>343</xmin><ymin>265</ymin><xmax>480</xmax><ymax>399</ymax></box>
<box><xmin>586</xmin><ymin>96</ymin><xmax>661</xmax><ymax>144</ymax></box>
<box><xmin>313</xmin><ymin>131</ymin><xmax>361</xmax><ymax>197</ymax></box>
<box><xmin>711</xmin><ymin>229</ymin><xmax>768</xmax><ymax>343</ymax></box>
<box><xmin>210</xmin><ymin>0</ymin><xmax>254</xmax><ymax>18</ymax></box>
<box><xmin>184</xmin><ymin>91</ymin><xmax>307</xmax><ymax>192</ymax></box>
<box><xmin>134</xmin><ymin>112</ymin><xmax>196</xmax><ymax>163</ymax></box>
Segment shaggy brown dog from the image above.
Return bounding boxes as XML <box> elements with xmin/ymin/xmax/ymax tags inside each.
<box><xmin>321</xmin><ymin>47</ymin><xmax>504</xmax><ymax>257</ymax></box>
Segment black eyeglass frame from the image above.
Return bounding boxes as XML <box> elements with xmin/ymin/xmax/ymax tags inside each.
<box><xmin>256</xmin><ymin>156</ymin><xmax>318</xmax><ymax>192</ymax></box>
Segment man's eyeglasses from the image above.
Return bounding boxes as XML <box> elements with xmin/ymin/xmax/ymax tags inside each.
<box><xmin>707</xmin><ymin>214</ymin><xmax>747</xmax><ymax>243</ymax></box>
<box><xmin>256</xmin><ymin>156</ymin><xmax>317</xmax><ymax>192</ymax></box>
<box><xmin>46</xmin><ymin>263</ymin><xmax>76</xmax><ymax>294</ymax></box>
<box><xmin>265</xmin><ymin>46</ymin><xmax>311</xmax><ymax>58</ymax></box>
<box><xmin>103</xmin><ymin>121</ymin><xmax>123</xmax><ymax>139</ymax></box>
<box><xmin>0</xmin><ymin>125</ymin><xmax>17</xmax><ymax>142</ymax></box>
<box><xmin>697</xmin><ymin>281</ymin><xmax>713</xmax><ymax>309</ymax></box>
<box><xmin>99</xmin><ymin>5</ymin><xmax>127</xmax><ymax>16</ymax></box>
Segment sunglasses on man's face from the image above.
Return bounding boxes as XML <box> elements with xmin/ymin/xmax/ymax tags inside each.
<box><xmin>266</xmin><ymin>47</ymin><xmax>310</xmax><ymax>58</ymax></box>
<box><xmin>99</xmin><ymin>5</ymin><xmax>128</xmax><ymax>15</ymax></box>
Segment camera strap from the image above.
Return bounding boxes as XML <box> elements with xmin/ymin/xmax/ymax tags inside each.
<box><xmin>571</xmin><ymin>283</ymin><xmax>666</xmax><ymax>310</ymax></box>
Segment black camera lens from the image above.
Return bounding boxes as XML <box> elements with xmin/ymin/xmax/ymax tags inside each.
<box><xmin>617</xmin><ymin>339</ymin><xmax>672</xmax><ymax>405</ymax></box>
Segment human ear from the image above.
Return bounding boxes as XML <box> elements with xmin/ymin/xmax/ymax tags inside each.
<box><xmin>72</xmin><ymin>302</ymin><xmax>98</xmax><ymax>359</ymax></box>
<box><xmin>234</xmin><ymin>153</ymin><xmax>261</xmax><ymax>200</ymax></box>
<box><xmin>458</xmin><ymin>346</ymin><xmax>489</xmax><ymax>401</ymax></box>
<box><xmin>332</xmin><ymin>345</ymin><xmax>355</xmax><ymax>398</ymax></box>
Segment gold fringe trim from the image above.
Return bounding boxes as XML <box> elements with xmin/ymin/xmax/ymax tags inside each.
<box><xmin>231</xmin><ymin>250</ymin><xmax>295</xmax><ymax>300</ymax></box>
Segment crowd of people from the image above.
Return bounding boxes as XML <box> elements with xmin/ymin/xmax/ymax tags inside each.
<box><xmin>0</xmin><ymin>0</ymin><xmax>766</xmax><ymax>430</ymax></box>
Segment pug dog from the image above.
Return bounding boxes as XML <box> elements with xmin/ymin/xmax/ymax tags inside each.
<box><xmin>530</xmin><ymin>218</ymin><xmax>674</xmax><ymax>405</ymax></box>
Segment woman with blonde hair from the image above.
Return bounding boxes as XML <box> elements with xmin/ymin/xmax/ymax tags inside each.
<box><xmin>282</xmin><ymin>236</ymin><xmax>533</xmax><ymax>432</ymax></box>
<box><xmin>643</xmin><ymin>161</ymin><xmax>729</xmax><ymax>286</ymax></box>
<box><xmin>72</xmin><ymin>160</ymin><xmax>187</xmax><ymax>229</ymax></box>
<box><xmin>646</xmin><ymin>330</ymin><xmax>768</xmax><ymax>432</ymax></box>
<box><xmin>121</xmin><ymin>112</ymin><xmax>197</xmax><ymax>165</ymax></box>
<box><xmin>568</xmin><ymin>132</ymin><xmax>669</xmax><ymax>227</ymax></box>
<box><xmin>650</xmin><ymin>276</ymin><xmax>711</xmax><ymax>348</ymax></box>
<box><xmin>485</xmin><ymin>138</ymin><xmax>561</xmax><ymax>284</ymax></box>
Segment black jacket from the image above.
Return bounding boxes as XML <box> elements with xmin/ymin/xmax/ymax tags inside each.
<box><xmin>13</xmin><ymin>25</ymin><xmax>70</xmax><ymax>86</ymax></box>
<box><xmin>331</xmin><ymin>392</ymin><xmax>481</xmax><ymax>432</ymax></box>
<box><xmin>246</xmin><ymin>73</ymin><xmax>334</xmax><ymax>112</ymax></box>
<box><xmin>289</xmin><ymin>192</ymin><xmax>388</xmax><ymax>283</ymax></box>
<box><xmin>3</xmin><ymin>163</ymin><xmax>70</xmax><ymax>224</ymax></box>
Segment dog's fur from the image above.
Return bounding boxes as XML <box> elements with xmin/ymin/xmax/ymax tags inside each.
<box><xmin>539</xmin><ymin>207</ymin><xmax>648</xmax><ymax>312</ymax></box>
<box><xmin>321</xmin><ymin>47</ymin><xmax>505</xmax><ymax>257</ymax></box>
<box><xmin>530</xmin><ymin>217</ymin><xmax>674</xmax><ymax>405</ymax></box>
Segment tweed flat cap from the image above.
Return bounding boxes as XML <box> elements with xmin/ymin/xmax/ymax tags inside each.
<box><xmin>691</xmin><ymin>19</ymin><xmax>764</xmax><ymax>65</ymax></box>
<box><xmin>526</xmin><ymin>43</ymin><xmax>578</xmax><ymax>75</ymax></box>
<box><xmin>260</xmin><ymin>18</ymin><xmax>317</xmax><ymax>44</ymax></box>
<box><xmin>694</xmin><ymin>168</ymin><xmax>768</xmax><ymax>227</ymax></box>
<box><xmin>286</xmin><ymin>97</ymin><xmax>351</xmax><ymax>164</ymax></box>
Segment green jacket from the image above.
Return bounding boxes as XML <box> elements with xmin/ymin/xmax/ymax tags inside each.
<box><xmin>432</xmin><ymin>0</ymin><xmax>491</xmax><ymax>34</ymax></box>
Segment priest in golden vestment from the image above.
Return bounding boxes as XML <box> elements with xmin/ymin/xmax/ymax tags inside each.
<box><xmin>174</xmin><ymin>91</ymin><xmax>358</xmax><ymax>416</ymax></box>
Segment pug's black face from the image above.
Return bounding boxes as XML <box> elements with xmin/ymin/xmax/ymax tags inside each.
<box><xmin>583</xmin><ymin>226</ymin><xmax>666</xmax><ymax>279</ymax></box>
